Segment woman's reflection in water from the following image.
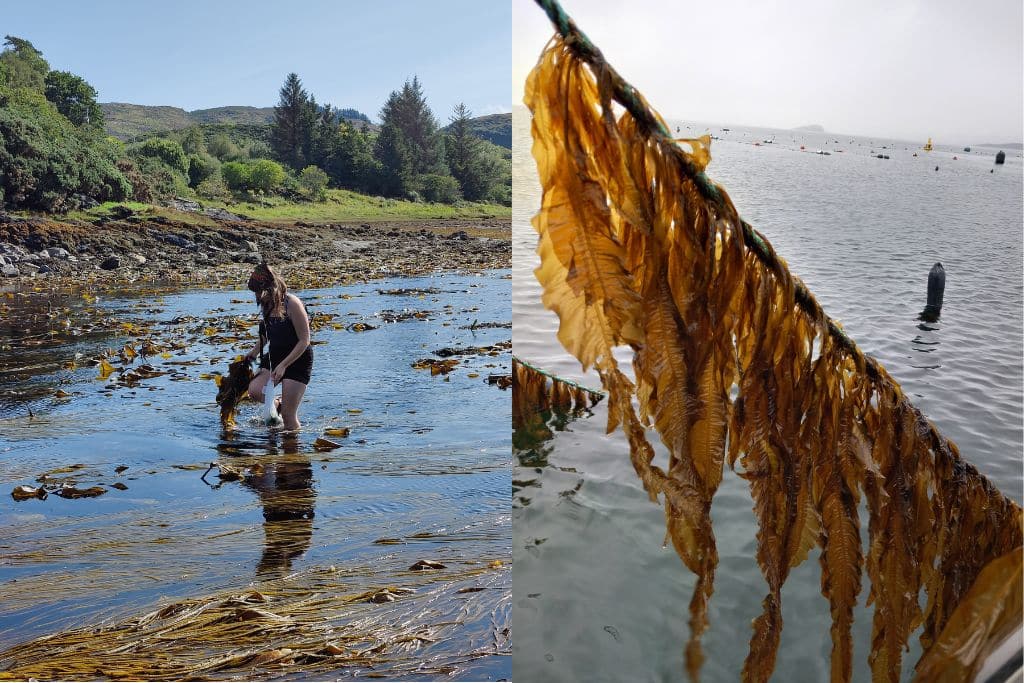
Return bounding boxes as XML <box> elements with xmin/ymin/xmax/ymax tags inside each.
<box><xmin>242</xmin><ymin>432</ymin><xmax>317</xmax><ymax>577</ymax></box>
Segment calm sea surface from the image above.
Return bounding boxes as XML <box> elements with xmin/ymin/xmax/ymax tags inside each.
<box><xmin>0</xmin><ymin>270</ymin><xmax>511</xmax><ymax>680</ymax></box>
<box><xmin>512</xmin><ymin>106</ymin><xmax>1022</xmax><ymax>682</ymax></box>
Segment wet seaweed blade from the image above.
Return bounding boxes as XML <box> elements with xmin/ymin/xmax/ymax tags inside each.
<box><xmin>526</xmin><ymin>1</ymin><xmax>1023</xmax><ymax>681</ymax></box>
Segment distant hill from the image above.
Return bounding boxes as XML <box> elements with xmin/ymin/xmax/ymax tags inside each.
<box><xmin>793</xmin><ymin>124</ymin><xmax>825</xmax><ymax>132</ymax></box>
<box><xmin>100</xmin><ymin>103</ymin><xmax>372</xmax><ymax>140</ymax></box>
<box><xmin>977</xmin><ymin>142</ymin><xmax>1023</xmax><ymax>150</ymax></box>
<box><xmin>444</xmin><ymin>113</ymin><xmax>511</xmax><ymax>149</ymax></box>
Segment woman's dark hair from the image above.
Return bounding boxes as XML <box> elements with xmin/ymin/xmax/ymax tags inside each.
<box><xmin>248</xmin><ymin>262</ymin><xmax>287</xmax><ymax>319</ymax></box>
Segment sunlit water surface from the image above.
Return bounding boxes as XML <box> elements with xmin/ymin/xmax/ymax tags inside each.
<box><xmin>512</xmin><ymin>107</ymin><xmax>1023</xmax><ymax>682</ymax></box>
<box><xmin>0</xmin><ymin>270</ymin><xmax>511</xmax><ymax>680</ymax></box>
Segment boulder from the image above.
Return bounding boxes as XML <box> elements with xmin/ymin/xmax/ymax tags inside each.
<box><xmin>1</xmin><ymin>263</ymin><xmax>18</xmax><ymax>277</ymax></box>
<box><xmin>46</xmin><ymin>247</ymin><xmax>70</xmax><ymax>259</ymax></box>
<box><xmin>109</xmin><ymin>205</ymin><xmax>134</xmax><ymax>220</ymax></box>
<box><xmin>100</xmin><ymin>256</ymin><xmax>121</xmax><ymax>270</ymax></box>
<box><xmin>448</xmin><ymin>230</ymin><xmax>469</xmax><ymax>241</ymax></box>
<box><xmin>204</xmin><ymin>207</ymin><xmax>243</xmax><ymax>222</ymax></box>
<box><xmin>71</xmin><ymin>194</ymin><xmax>99</xmax><ymax>209</ymax></box>
<box><xmin>244</xmin><ymin>240</ymin><xmax>259</xmax><ymax>253</ymax></box>
<box><xmin>167</xmin><ymin>197</ymin><xmax>201</xmax><ymax>212</ymax></box>
<box><xmin>161</xmin><ymin>234</ymin><xmax>195</xmax><ymax>250</ymax></box>
<box><xmin>127</xmin><ymin>253</ymin><xmax>147</xmax><ymax>265</ymax></box>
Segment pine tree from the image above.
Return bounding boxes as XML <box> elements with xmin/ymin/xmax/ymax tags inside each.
<box><xmin>270</xmin><ymin>73</ymin><xmax>313</xmax><ymax>170</ymax></box>
<box><xmin>445</xmin><ymin>103</ymin><xmax>493</xmax><ymax>200</ymax></box>
<box><xmin>374</xmin><ymin>76</ymin><xmax>447</xmax><ymax>196</ymax></box>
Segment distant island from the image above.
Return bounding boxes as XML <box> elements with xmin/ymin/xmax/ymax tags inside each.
<box><xmin>792</xmin><ymin>124</ymin><xmax>825</xmax><ymax>132</ymax></box>
<box><xmin>977</xmin><ymin>142</ymin><xmax>1023</xmax><ymax>150</ymax></box>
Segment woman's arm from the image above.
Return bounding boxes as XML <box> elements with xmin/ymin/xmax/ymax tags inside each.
<box><xmin>271</xmin><ymin>294</ymin><xmax>311</xmax><ymax>381</ymax></box>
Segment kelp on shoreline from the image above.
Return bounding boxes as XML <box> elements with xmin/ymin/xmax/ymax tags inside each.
<box><xmin>0</xmin><ymin>557</ymin><xmax>509</xmax><ymax>681</ymax></box>
<box><xmin>525</xmin><ymin>31</ymin><xmax>1022</xmax><ymax>683</ymax></box>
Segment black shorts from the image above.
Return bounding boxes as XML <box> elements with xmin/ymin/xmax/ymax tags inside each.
<box><xmin>260</xmin><ymin>348</ymin><xmax>314</xmax><ymax>386</ymax></box>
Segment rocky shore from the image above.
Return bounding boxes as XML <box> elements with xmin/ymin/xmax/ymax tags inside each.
<box><xmin>0</xmin><ymin>209</ymin><xmax>510</xmax><ymax>292</ymax></box>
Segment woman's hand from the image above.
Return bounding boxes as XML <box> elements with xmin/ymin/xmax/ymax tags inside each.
<box><xmin>272</xmin><ymin>366</ymin><xmax>286</xmax><ymax>384</ymax></box>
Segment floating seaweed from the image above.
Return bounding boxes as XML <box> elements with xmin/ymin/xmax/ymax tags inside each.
<box><xmin>524</xmin><ymin>5</ymin><xmax>1022</xmax><ymax>681</ymax></box>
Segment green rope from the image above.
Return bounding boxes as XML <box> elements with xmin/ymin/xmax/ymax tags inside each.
<box><xmin>532</xmin><ymin>0</ymin><xmax>869</xmax><ymax>369</ymax></box>
<box><xmin>513</xmin><ymin>355</ymin><xmax>605</xmax><ymax>397</ymax></box>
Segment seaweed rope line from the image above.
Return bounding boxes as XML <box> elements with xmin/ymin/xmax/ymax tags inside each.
<box><xmin>529</xmin><ymin>0</ymin><xmax>979</xmax><ymax>450</ymax></box>
<box><xmin>513</xmin><ymin>355</ymin><xmax>605</xmax><ymax>397</ymax></box>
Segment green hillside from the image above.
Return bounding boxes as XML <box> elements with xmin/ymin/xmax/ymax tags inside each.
<box><xmin>444</xmin><ymin>112</ymin><xmax>511</xmax><ymax>149</ymax></box>
<box><xmin>100</xmin><ymin>103</ymin><xmax>373</xmax><ymax>140</ymax></box>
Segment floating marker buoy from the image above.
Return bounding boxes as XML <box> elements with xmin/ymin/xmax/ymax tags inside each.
<box><xmin>995</xmin><ymin>151</ymin><xmax>1006</xmax><ymax>165</ymax></box>
<box><xmin>953</xmin><ymin>156</ymin><xmax>958</xmax><ymax>160</ymax></box>
<box><xmin>935</xmin><ymin>166</ymin><xmax>939</xmax><ymax>171</ymax></box>
<box><xmin>919</xmin><ymin>263</ymin><xmax>945</xmax><ymax>322</ymax></box>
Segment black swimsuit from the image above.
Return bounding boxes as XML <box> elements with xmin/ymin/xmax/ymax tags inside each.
<box><xmin>259</xmin><ymin>297</ymin><xmax>313</xmax><ymax>385</ymax></box>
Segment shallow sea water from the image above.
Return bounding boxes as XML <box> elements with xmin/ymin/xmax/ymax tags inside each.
<box><xmin>512</xmin><ymin>107</ymin><xmax>1023</xmax><ymax>682</ymax></box>
<box><xmin>0</xmin><ymin>270</ymin><xmax>511</xmax><ymax>680</ymax></box>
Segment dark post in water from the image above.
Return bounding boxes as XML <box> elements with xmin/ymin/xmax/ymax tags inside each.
<box><xmin>919</xmin><ymin>262</ymin><xmax>945</xmax><ymax>322</ymax></box>
<box><xmin>995</xmin><ymin>150</ymin><xmax>1006</xmax><ymax>165</ymax></box>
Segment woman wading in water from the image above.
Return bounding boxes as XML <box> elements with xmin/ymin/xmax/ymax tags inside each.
<box><xmin>245</xmin><ymin>263</ymin><xmax>313</xmax><ymax>430</ymax></box>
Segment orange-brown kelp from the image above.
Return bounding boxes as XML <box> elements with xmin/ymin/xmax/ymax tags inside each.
<box><xmin>511</xmin><ymin>356</ymin><xmax>602</xmax><ymax>432</ymax></box>
<box><xmin>216</xmin><ymin>358</ymin><xmax>254</xmax><ymax>427</ymax></box>
<box><xmin>524</xmin><ymin>3</ymin><xmax>1022</xmax><ymax>681</ymax></box>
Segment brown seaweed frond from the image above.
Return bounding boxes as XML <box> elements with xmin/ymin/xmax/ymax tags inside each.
<box><xmin>524</xmin><ymin>29</ymin><xmax>1022</xmax><ymax>683</ymax></box>
<box><xmin>215</xmin><ymin>357</ymin><xmax>254</xmax><ymax>427</ymax></box>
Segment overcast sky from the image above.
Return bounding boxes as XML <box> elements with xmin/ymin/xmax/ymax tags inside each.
<box><xmin>513</xmin><ymin>0</ymin><xmax>1023</xmax><ymax>143</ymax></box>
<box><xmin>4</xmin><ymin>0</ymin><xmax>511</xmax><ymax>122</ymax></box>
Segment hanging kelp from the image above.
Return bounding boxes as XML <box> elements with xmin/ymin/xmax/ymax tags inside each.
<box><xmin>512</xmin><ymin>356</ymin><xmax>604</xmax><ymax>451</ymax></box>
<box><xmin>512</xmin><ymin>356</ymin><xmax>603</xmax><ymax>429</ymax></box>
<box><xmin>524</xmin><ymin>3</ymin><xmax>1022</xmax><ymax>681</ymax></box>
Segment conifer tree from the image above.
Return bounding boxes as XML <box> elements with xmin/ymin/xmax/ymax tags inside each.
<box><xmin>445</xmin><ymin>102</ymin><xmax>496</xmax><ymax>201</ymax></box>
<box><xmin>270</xmin><ymin>73</ymin><xmax>314</xmax><ymax>169</ymax></box>
<box><xmin>374</xmin><ymin>76</ymin><xmax>447</xmax><ymax>196</ymax></box>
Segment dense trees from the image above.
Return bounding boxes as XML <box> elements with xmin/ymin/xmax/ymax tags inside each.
<box><xmin>267</xmin><ymin>72</ymin><xmax>509</xmax><ymax>205</ymax></box>
<box><xmin>44</xmin><ymin>70</ymin><xmax>103</xmax><ymax>131</ymax></box>
<box><xmin>0</xmin><ymin>36</ymin><xmax>48</xmax><ymax>90</ymax></box>
<box><xmin>1</xmin><ymin>36</ymin><xmax>509</xmax><ymax>213</ymax></box>
<box><xmin>0</xmin><ymin>37</ymin><xmax>129</xmax><ymax>211</ymax></box>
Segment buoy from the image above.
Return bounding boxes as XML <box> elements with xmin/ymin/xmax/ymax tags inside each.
<box><xmin>995</xmin><ymin>151</ymin><xmax>1006</xmax><ymax>165</ymax></box>
<box><xmin>935</xmin><ymin>166</ymin><xmax>939</xmax><ymax>171</ymax></box>
<box><xmin>953</xmin><ymin>156</ymin><xmax>958</xmax><ymax>160</ymax></box>
<box><xmin>964</xmin><ymin>146</ymin><xmax>970</xmax><ymax>152</ymax></box>
<box><xmin>919</xmin><ymin>263</ymin><xmax>945</xmax><ymax>322</ymax></box>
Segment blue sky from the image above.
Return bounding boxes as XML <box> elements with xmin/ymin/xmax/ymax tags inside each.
<box><xmin>3</xmin><ymin>0</ymin><xmax>511</xmax><ymax>122</ymax></box>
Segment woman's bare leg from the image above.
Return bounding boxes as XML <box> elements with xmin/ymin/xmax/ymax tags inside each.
<box><xmin>279</xmin><ymin>378</ymin><xmax>307</xmax><ymax>431</ymax></box>
<box><xmin>248</xmin><ymin>369</ymin><xmax>271</xmax><ymax>403</ymax></box>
